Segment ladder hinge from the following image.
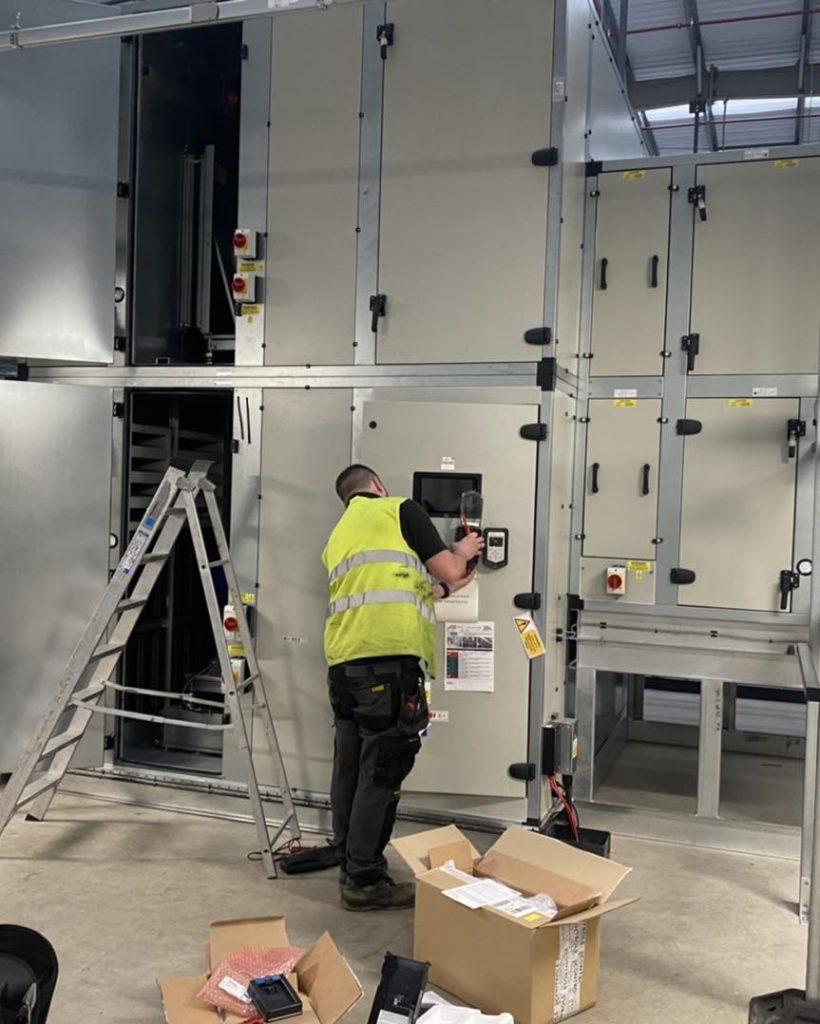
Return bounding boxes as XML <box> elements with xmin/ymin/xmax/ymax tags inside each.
<box><xmin>532</xmin><ymin>146</ymin><xmax>559</xmax><ymax>167</ymax></box>
<box><xmin>514</xmin><ymin>592</ymin><xmax>541</xmax><ymax>611</ymax></box>
<box><xmin>676</xmin><ymin>418</ymin><xmax>702</xmax><ymax>436</ymax></box>
<box><xmin>369</xmin><ymin>293</ymin><xmax>386</xmax><ymax>332</ymax></box>
<box><xmin>670</xmin><ymin>567</ymin><xmax>696</xmax><ymax>585</ymax></box>
<box><xmin>377</xmin><ymin>22</ymin><xmax>394</xmax><ymax>58</ymax></box>
<box><xmin>114</xmin><ymin>335</ymin><xmax>127</xmax><ymax>352</ymax></box>
<box><xmin>585</xmin><ymin>159</ymin><xmax>602</xmax><ymax>177</ymax></box>
<box><xmin>780</xmin><ymin>569</ymin><xmax>800</xmax><ymax>610</ymax></box>
<box><xmin>681</xmin><ymin>332</ymin><xmax>700</xmax><ymax>372</ymax></box>
<box><xmin>112</xmin><ymin>401</ymin><xmax>125</xmax><ymax>419</ymax></box>
<box><xmin>787</xmin><ymin>418</ymin><xmax>806</xmax><ymax>458</ymax></box>
<box><xmin>688</xmin><ymin>184</ymin><xmax>707</xmax><ymax>221</ymax></box>
<box><xmin>537</xmin><ymin>357</ymin><xmax>556</xmax><ymax>392</ymax></box>
<box><xmin>520</xmin><ymin>422</ymin><xmax>547</xmax><ymax>441</ymax></box>
<box><xmin>230</xmin><ymin>439</ymin><xmax>240</xmax><ymax>454</ymax></box>
<box><xmin>524</xmin><ymin>326</ymin><xmax>552</xmax><ymax>346</ymax></box>
<box><xmin>117</xmin><ymin>181</ymin><xmax>130</xmax><ymax>199</ymax></box>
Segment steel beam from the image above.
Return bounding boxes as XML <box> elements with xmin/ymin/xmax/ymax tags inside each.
<box><xmin>631</xmin><ymin>64</ymin><xmax>820</xmax><ymax>110</ymax></box>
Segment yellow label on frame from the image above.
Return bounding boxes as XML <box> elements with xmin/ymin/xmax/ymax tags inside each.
<box><xmin>614</xmin><ymin>399</ymin><xmax>637</xmax><ymax>408</ymax></box>
<box><xmin>627</xmin><ymin>561</ymin><xmax>651</xmax><ymax>572</ymax></box>
<box><xmin>775</xmin><ymin>159</ymin><xmax>799</xmax><ymax>170</ymax></box>
<box><xmin>623</xmin><ymin>170</ymin><xmax>647</xmax><ymax>180</ymax></box>
<box><xmin>729</xmin><ymin>399</ymin><xmax>753</xmax><ymax>408</ymax></box>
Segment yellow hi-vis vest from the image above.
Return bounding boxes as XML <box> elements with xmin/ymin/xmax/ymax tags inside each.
<box><xmin>322</xmin><ymin>496</ymin><xmax>438</xmax><ymax>676</ymax></box>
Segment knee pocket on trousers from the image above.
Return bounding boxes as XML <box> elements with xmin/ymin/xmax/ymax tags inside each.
<box><xmin>373</xmin><ymin>734</ymin><xmax>421</xmax><ymax>789</ymax></box>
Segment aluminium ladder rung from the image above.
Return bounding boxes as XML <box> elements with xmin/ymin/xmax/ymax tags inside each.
<box><xmin>142</xmin><ymin>551</ymin><xmax>171</xmax><ymax>563</ymax></box>
<box><xmin>41</xmin><ymin>722</ymin><xmax>88</xmax><ymax>758</ymax></box>
<box><xmin>88</xmin><ymin>641</ymin><xmax>127</xmax><ymax>662</ymax></box>
<box><xmin>117</xmin><ymin>597</ymin><xmax>149</xmax><ymax>612</ymax></box>
<box><xmin>208</xmin><ymin>558</ymin><xmax>228</xmax><ymax>568</ymax></box>
<box><xmin>70</xmin><ymin>681</ymin><xmax>107</xmax><ymax>703</ymax></box>
<box><xmin>18</xmin><ymin>771</ymin><xmax>62</xmax><ymax>808</ymax></box>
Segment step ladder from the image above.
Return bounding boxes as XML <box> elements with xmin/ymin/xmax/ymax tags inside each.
<box><xmin>0</xmin><ymin>461</ymin><xmax>300</xmax><ymax>878</ymax></box>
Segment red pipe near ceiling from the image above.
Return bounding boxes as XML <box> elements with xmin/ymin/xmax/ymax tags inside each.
<box><xmin>625</xmin><ymin>8</ymin><xmax>819</xmax><ymax>36</ymax></box>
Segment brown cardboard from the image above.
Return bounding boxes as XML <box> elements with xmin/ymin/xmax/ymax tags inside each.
<box><xmin>158</xmin><ymin>917</ymin><xmax>363</xmax><ymax>1024</ymax></box>
<box><xmin>392</xmin><ymin>825</ymin><xmax>481</xmax><ymax>877</ymax></box>
<box><xmin>394</xmin><ymin>826</ymin><xmax>636</xmax><ymax>1024</ymax></box>
<box><xmin>429</xmin><ymin>839</ymin><xmax>476</xmax><ymax>872</ymax></box>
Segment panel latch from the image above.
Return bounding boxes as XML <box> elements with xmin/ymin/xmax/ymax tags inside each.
<box><xmin>688</xmin><ymin>184</ymin><xmax>707</xmax><ymax>221</ymax></box>
<box><xmin>670</xmin><ymin>567</ymin><xmax>696</xmax><ymax>585</ymax></box>
<box><xmin>681</xmin><ymin>332</ymin><xmax>700</xmax><ymax>373</ymax></box>
<box><xmin>514</xmin><ymin>592</ymin><xmax>541</xmax><ymax>610</ymax></box>
<box><xmin>520</xmin><ymin>423</ymin><xmax>547</xmax><ymax>441</ymax></box>
<box><xmin>676</xmin><ymin>418</ymin><xmax>702</xmax><ymax>436</ymax></box>
<box><xmin>369</xmin><ymin>293</ymin><xmax>386</xmax><ymax>332</ymax></box>
<box><xmin>376</xmin><ymin>22</ymin><xmax>394</xmax><ymax>59</ymax></box>
<box><xmin>787</xmin><ymin>418</ymin><xmax>806</xmax><ymax>459</ymax></box>
<box><xmin>531</xmin><ymin>147</ymin><xmax>559</xmax><ymax>167</ymax></box>
<box><xmin>780</xmin><ymin>568</ymin><xmax>800</xmax><ymax>610</ymax></box>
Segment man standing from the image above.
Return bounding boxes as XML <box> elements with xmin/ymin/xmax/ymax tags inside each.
<box><xmin>323</xmin><ymin>464</ymin><xmax>483</xmax><ymax>911</ymax></box>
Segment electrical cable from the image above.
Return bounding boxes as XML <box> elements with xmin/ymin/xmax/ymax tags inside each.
<box><xmin>548</xmin><ymin>774</ymin><xmax>580</xmax><ymax>843</ymax></box>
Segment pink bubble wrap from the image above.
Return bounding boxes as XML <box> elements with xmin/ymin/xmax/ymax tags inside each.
<box><xmin>198</xmin><ymin>944</ymin><xmax>305</xmax><ymax>1020</ymax></box>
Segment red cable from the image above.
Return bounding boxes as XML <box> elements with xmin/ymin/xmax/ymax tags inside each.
<box><xmin>549</xmin><ymin>775</ymin><xmax>580</xmax><ymax>842</ymax></box>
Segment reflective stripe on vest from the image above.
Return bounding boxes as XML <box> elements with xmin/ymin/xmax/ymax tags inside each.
<box><xmin>328</xmin><ymin>548</ymin><xmax>427</xmax><ymax>585</ymax></box>
<box><xmin>327</xmin><ymin>587</ymin><xmax>437</xmax><ymax>624</ymax></box>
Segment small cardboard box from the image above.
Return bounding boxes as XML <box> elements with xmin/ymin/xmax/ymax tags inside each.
<box><xmin>158</xmin><ymin>917</ymin><xmax>363</xmax><ymax>1024</ymax></box>
<box><xmin>392</xmin><ymin>825</ymin><xmax>636</xmax><ymax>1024</ymax></box>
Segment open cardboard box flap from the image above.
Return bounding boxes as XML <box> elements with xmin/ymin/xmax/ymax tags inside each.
<box><xmin>159</xmin><ymin>918</ymin><xmax>362</xmax><ymax>1024</ymax></box>
<box><xmin>392</xmin><ymin>825</ymin><xmax>480</xmax><ymax>877</ymax></box>
<box><xmin>485</xmin><ymin>828</ymin><xmax>632</xmax><ymax>902</ymax></box>
<box><xmin>475</xmin><ymin>850</ymin><xmax>601</xmax><ymax>919</ymax></box>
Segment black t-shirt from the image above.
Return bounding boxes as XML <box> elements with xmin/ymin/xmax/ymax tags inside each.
<box><xmin>350</xmin><ymin>493</ymin><xmax>447</xmax><ymax>562</ymax></box>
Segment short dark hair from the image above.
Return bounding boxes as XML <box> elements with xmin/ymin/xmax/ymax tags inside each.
<box><xmin>335</xmin><ymin>464</ymin><xmax>379</xmax><ymax>503</ymax></box>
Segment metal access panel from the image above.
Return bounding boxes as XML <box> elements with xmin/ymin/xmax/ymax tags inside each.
<box><xmin>264</xmin><ymin>5</ymin><xmax>361</xmax><ymax>365</ymax></box>
<box><xmin>255</xmin><ymin>389</ymin><xmax>353</xmax><ymax>794</ymax></box>
<box><xmin>0</xmin><ymin>18</ymin><xmax>118</xmax><ymax>363</ymax></box>
<box><xmin>0</xmin><ymin>381</ymin><xmax>112</xmax><ymax>772</ymax></box>
<box><xmin>377</xmin><ymin>0</ymin><xmax>552</xmax><ymax>364</ymax></box>
<box><xmin>582</xmin><ymin>399</ymin><xmax>661</xmax><ymax>561</ymax></box>
<box><xmin>678</xmin><ymin>398</ymin><xmax>799</xmax><ymax>611</ymax></box>
<box><xmin>690</xmin><ymin>158</ymin><xmax>820</xmax><ymax>374</ymax></box>
<box><xmin>590</xmin><ymin>170</ymin><xmax>671</xmax><ymax>376</ymax></box>
<box><xmin>361</xmin><ymin>397</ymin><xmax>537</xmax><ymax>798</ymax></box>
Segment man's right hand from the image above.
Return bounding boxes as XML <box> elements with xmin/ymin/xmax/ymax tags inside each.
<box><xmin>453</xmin><ymin>533</ymin><xmax>485</xmax><ymax>561</ymax></box>
<box><xmin>450</xmin><ymin>568</ymin><xmax>477</xmax><ymax>594</ymax></box>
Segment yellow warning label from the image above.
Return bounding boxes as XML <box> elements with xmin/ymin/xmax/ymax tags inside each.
<box><xmin>237</xmin><ymin>259</ymin><xmax>265</xmax><ymax>274</ymax></box>
<box><xmin>514</xmin><ymin>617</ymin><xmax>546</xmax><ymax>660</ymax></box>
<box><xmin>775</xmin><ymin>159</ymin><xmax>799</xmax><ymax>169</ymax></box>
<box><xmin>240</xmin><ymin>591</ymin><xmax>256</xmax><ymax>606</ymax></box>
<box><xmin>623</xmin><ymin>170</ymin><xmax>646</xmax><ymax>180</ymax></box>
<box><xmin>227</xmin><ymin>644</ymin><xmax>244</xmax><ymax>657</ymax></box>
<box><xmin>523</xmin><ymin>913</ymin><xmax>542</xmax><ymax>923</ymax></box>
<box><xmin>627</xmin><ymin>561</ymin><xmax>651</xmax><ymax>572</ymax></box>
<box><xmin>729</xmin><ymin>398</ymin><xmax>753</xmax><ymax>408</ymax></box>
<box><xmin>614</xmin><ymin>399</ymin><xmax>637</xmax><ymax>408</ymax></box>
<box><xmin>241</xmin><ymin>304</ymin><xmax>261</xmax><ymax>317</ymax></box>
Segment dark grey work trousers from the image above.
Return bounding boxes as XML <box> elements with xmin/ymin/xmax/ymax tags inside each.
<box><xmin>328</xmin><ymin>656</ymin><xmax>429</xmax><ymax>886</ymax></box>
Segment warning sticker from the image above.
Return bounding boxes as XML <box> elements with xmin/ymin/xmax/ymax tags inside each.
<box><xmin>613</xmin><ymin>399</ymin><xmax>637</xmax><ymax>409</ymax></box>
<box><xmin>554</xmin><ymin>923</ymin><xmax>587</xmax><ymax>1022</ymax></box>
<box><xmin>237</xmin><ymin>259</ymin><xmax>265</xmax><ymax>274</ymax></box>
<box><xmin>623</xmin><ymin>170</ymin><xmax>646</xmax><ymax>181</ymax></box>
<box><xmin>514</xmin><ymin>617</ymin><xmax>546</xmax><ymax>660</ymax></box>
<box><xmin>729</xmin><ymin>398</ymin><xmax>753</xmax><ymax>408</ymax></box>
<box><xmin>627</xmin><ymin>561</ymin><xmax>650</xmax><ymax>572</ymax></box>
<box><xmin>775</xmin><ymin>158</ymin><xmax>800</xmax><ymax>169</ymax></box>
<box><xmin>429</xmin><ymin>709</ymin><xmax>450</xmax><ymax>723</ymax></box>
<box><xmin>121</xmin><ymin>528</ymin><xmax>151</xmax><ymax>576</ymax></box>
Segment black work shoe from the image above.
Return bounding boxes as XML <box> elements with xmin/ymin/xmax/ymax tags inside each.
<box><xmin>340</xmin><ymin>879</ymin><xmax>415</xmax><ymax>912</ymax></box>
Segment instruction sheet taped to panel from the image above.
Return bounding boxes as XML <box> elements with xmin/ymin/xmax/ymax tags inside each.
<box><xmin>444</xmin><ymin>622</ymin><xmax>494</xmax><ymax>692</ymax></box>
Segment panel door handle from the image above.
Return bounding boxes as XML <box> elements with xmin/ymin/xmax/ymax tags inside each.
<box><xmin>650</xmin><ymin>255</ymin><xmax>659</xmax><ymax>288</ymax></box>
<box><xmin>591</xmin><ymin>462</ymin><xmax>600</xmax><ymax>494</ymax></box>
<box><xmin>641</xmin><ymin>463</ymin><xmax>651</xmax><ymax>495</ymax></box>
<box><xmin>599</xmin><ymin>258</ymin><xmax>608</xmax><ymax>291</ymax></box>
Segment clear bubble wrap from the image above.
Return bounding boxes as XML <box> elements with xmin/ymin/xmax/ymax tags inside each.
<box><xmin>198</xmin><ymin>944</ymin><xmax>305</xmax><ymax>1020</ymax></box>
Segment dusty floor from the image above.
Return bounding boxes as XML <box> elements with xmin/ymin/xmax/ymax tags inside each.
<box><xmin>0</xmin><ymin>790</ymin><xmax>806</xmax><ymax>1023</ymax></box>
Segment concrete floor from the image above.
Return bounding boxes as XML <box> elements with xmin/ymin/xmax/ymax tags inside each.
<box><xmin>0</xmin><ymin>789</ymin><xmax>807</xmax><ymax>1024</ymax></box>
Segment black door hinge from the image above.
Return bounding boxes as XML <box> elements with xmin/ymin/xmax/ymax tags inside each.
<box><xmin>112</xmin><ymin>401</ymin><xmax>125</xmax><ymax>419</ymax></box>
<box><xmin>676</xmin><ymin>418</ymin><xmax>702</xmax><ymax>436</ymax></box>
<box><xmin>230</xmin><ymin>439</ymin><xmax>240</xmax><ymax>454</ymax></box>
<box><xmin>670</xmin><ymin>567</ymin><xmax>696</xmax><ymax>585</ymax></box>
<box><xmin>532</xmin><ymin>147</ymin><xmax>559</xmax><ymax>167</ymax></box>
<box><xmin>520</xmin><ymin>422</ymin><xmax>548</xmax><ymax>441</ymax></box>
<box><xmin>509</xmin><ymin>762</ymin><xmax>536</xmax><ymax>782</ymax></box>
<box><xmin>585</xmin><ymin>159</ymin><xmax>602</xmax><ymax>177</ymax></box>
<box><xmin>114</xmin><ymin>335</ymin><xmax>127</xmax><ymax>352</ymax></box>
<box><xmin>514</xmin><ymin>592</ymin><xmax>541</xmax><ymax>610</ymax></box>
<box><xmin>117</xmin><ymin>181</ymin><xmax>130</xmax><ymax>199</ymax></box>
<box><xmin>537</xmin><ymin>357</ymin><xmax>556</xmax><ymax>392</ymax></box>
<box><xmin>688</xmin><ymin>184</ymin><xmax>707</xmax><ymax>221</ymax></box>
<box><xmin>779</xmin><ymin>569</ymin><xmax>799</xmax><ymax>610</ymax></box>
<box><xmin>377</xmin><ymin>22</ymin><xmax>394</xmax><ymax>58</ymax></box>
<box><xmin>681</xmin><ymin>332</ymin><xmax>700</xmax><ymax>372</ymax></box>
<box><xmin>524</xmin><ymin>326</ymin><xmax>552</xmax><ymax>346</ymax></box>
<box><xmin>240</xmin><ymin>43</ymin><xmax>249</xmax><ymax>61</ymax></box>
<box><xmin>787</xmin><ymin>418</ymin><xmax>806</xmax><ymax>458</ymax></box>
<box><xmin>369</xmin><ymin>293</ymin><xmax>386</xmax><ymax>332</ymax></box>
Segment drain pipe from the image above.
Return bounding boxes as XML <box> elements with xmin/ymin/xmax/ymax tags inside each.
<box><xmin>0</xmin><ymin>0</ymin><xmax>361</xmax><ymax>52</ymax></box>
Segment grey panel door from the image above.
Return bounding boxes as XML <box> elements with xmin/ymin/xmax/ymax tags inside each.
<box><xmin>264</xmin><ymin>5</ymin><xmax>361</xmax><ymax>365</ymax></box>
<box><xmin>690</xmin><ymin>159</ymin><xmax>820</xmax><ymax>375</ymax></box>
<box><xmin>582</xmin><ymin>399</ymin><xmax>661</xmax><ymax>560</ymax></box>
<box><xmin>377</xmin><ymin>0</ymin><xmax>552</xmax><ymax>364</ymax></box>
<box><xmin>361</xmin><ymin>398</ymin><xmax>537</xmax><ymax>798</ymax></box>
<box><xmin>590</xmin><ymin>170</ymin><xmax>671</xmax><ymax>376</ymax></box>
<box><xmin>0</xmin><ymin>381</ymin><xmax>112</xmax><ymax>772</ymax></box>
<box><xmin>678</xmin><ymin>398</ymin><xmax>799</xmax><ymax>611</ymax></box>
<box><xmin>0</xmin><ymin>22</ymin><xmax>118</xmax><ymax>362</ymax></box>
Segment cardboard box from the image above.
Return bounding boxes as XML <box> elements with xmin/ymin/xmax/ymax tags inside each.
<box><xmin>392</xmin><ymin>826</ymin><xmax>636</xmax><ymax>1024</ymax></box>
<box><xmin>158</xmin><ymin>917</ymin><xmax>363</xmax><ymax>1024</ymax></box>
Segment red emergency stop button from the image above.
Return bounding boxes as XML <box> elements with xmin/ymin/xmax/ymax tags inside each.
<box><xmin>224</xmin><ymin>615</ymin><xmax>239</xmax><ymax>632</ymax></box>
<box><xmin>232</xmin><ymin>275</ymin><xmax>247</xmax><ymax>294</ymax></box>
<box><xmin>233</xmin><ymin>231</ymin><xmax>247</xmax><ymax>250</ymax></box>
<box><xmin>607</xmin><ymin>573</ymin><xmax>623</xmax><ymax>591</ymax></box>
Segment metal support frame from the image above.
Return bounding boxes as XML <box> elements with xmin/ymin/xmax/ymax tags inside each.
<box><xmin>696</xmin><ymin>679</ymin><xmax>722</xmax><ymax>819</ymax></box>
<box><xmin>797</xmin><ymin>0</ymin><xmax>815</xmax><ymax>146</ymax></box>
